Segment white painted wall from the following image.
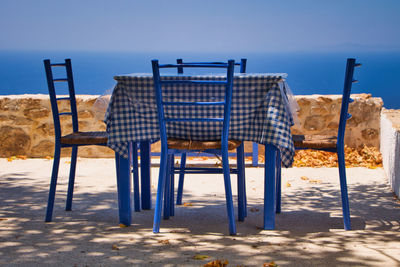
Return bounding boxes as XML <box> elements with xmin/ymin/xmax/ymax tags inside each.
<box><xmin>380</xmin><ymin>110</ymin><xmax>400</xmax><ymax>197</ymax></box>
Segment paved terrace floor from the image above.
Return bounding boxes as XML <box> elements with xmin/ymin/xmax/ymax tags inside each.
<box><xmin>0</xmin><ymin>158</ymin><xmax>399</xmax><ymax>267</ymax></box>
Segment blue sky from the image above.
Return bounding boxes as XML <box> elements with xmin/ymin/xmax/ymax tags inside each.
<box><xmin>1</xmin><ymin>0</ymin><xmax>399</xmax><ymax>52</ymax></box>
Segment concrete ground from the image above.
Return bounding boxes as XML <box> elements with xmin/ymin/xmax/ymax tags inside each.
<box><xmin>0</xmin><ymin>158</ymin><xmax>399</xmax><ymax>267</ymax></box>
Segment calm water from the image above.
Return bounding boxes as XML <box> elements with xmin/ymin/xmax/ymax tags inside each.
<box><xmin>0</xmin><ymin>50</ymin><xmax>399</xmax><ymax>108</ymax></box>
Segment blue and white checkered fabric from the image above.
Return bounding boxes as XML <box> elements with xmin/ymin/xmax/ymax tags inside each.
<box><xmin>105</xmin><ymin>73</ymin><xmax>295</xmax><ymax>167</ymax></box>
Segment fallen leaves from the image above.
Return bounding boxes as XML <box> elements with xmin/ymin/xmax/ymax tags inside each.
<box><xmin>158</xmin><ymin>239</ymin><xmax>170</xmax><ymax>245</ymax></box>
<box><xmin>264</xmin><ymin>261</ymin><xmax>278</xmax><ymax>267</ymax></box>
<box><xmin>203</xmin><ymin>259</ymin><xmax>229</xmax><ymax>267</ymax></box>
<box><xmin>118</xmin><ymin>223</ymin><xmax>128</xmax><ymax>228</ymax></box>
<box><xmin>292</xmin><ymin>145</ymin><xmax>382</xmax><ymax>168</ymax></box>
<box><xmin>6</xmin><ymin>155</ymin><xmax>54</xmax><ymax>161</ymax></box>
<box><xmin>111</xmin><ymin>244</ymin><xmax>119</xmax><ymax>250</ymax></box>
<box><xmin>183</xmin><ymin>202</ymin><xmax>193</xmax><ymax>207</ymax></box>
<box><xmin>258</xmin><ymin>145</ymin><xmax>382</xmax><ymax>168</ymax></box>
<box><xmin>6</xmin><ymin>155</ymin><xmax>27</xmax><ymax>162</ymax></box>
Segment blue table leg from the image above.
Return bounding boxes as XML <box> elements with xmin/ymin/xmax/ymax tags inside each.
<box><xmin>264</xmin><ymin>144</ymin><xmax>277</xmax><ymax>230</ymax></box>
<box><xmin>115</xmin><ymin>152</ymin><xmax>132</xmax><ymax>226</ymax></box>
<box><xmin>140</xmin><ymin>141</ymin><xmax>152</xmax><ymax>210</ymax></box>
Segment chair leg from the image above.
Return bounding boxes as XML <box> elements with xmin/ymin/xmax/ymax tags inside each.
<box><xmin>163</xmin><ymin>154</ymin><xmax>172</xmax><ymax>220</ymax></box>
<box><xmin>221</xmin><ymin>148</ymin><xmax>237</xmax><ymax>235</ymax></box>
<box><xmin>140</xmin><ymin>141</ymin><xmax>152</xmax><ymax>210</ymax></box>
<box><xmin>176</xmin><ymin>153</ymin><xmax>186</xmax><ymax>205</ymax></box>
<box><xmin>237</xmin><ymin>143</ymin><xmax>246</xmax><ymax>221</ymax></box>
<box><xmin>276</xmin><ymin>151</ymin><xmax>281</xmax><ymax>214</ymax></box>
<box><xmin>337</xmin><ymin>148</ymin><xmax>351</xmax><ymax>230</ymax></box>
<box><xmin>264</xmin><ymin>144</ymin><xmax>277</xmax><ymax>230</ymax></box>
<box><xmin>169</xmin><ymin>155</ymin><xmax>175</xmax><ymax>216</ymax></box>
<box><xmin>131</xmin><ymin>142</ymin><xmax>141</xmax><ymax>212</ymax></box>
<box><xmin>45</xmin><ymin>144</ymin><xmax>61</xmax><ymax>222</ymax></box>
<box><xmin>252</xmin><ymin>142</ymin><xmax>259</xmax><ymax>167</ymax></box>
<box><xmin>66</xmin><ymin>146</ymin><xmax>78</xmax><ymax>211</ymax></box>
<box><xmin>153</xmin><ymin>150</ymin><xmax>168</xmax><ymax>233</ymax></box>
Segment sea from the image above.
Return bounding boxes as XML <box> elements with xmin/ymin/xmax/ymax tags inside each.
<box><xmin>0</xmin><ymin>50</ymin><xmax>399</xmax><ymax>109</ymax></box>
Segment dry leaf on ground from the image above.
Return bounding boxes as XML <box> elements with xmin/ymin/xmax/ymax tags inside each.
<box><xmin>264</xmin><ymin>261</ymin><xmax>278</xmax><ymax>267</ymax></box>
<box><xmin>193</xmin><ymin>254</ymin><xmax>210</xmax><ymax>260</ymax></box>
<box><xmin>158</xmin><ymin>239</ymin><xmax>170</xmax><ymax>245</ymax></box>
<box><xmin>309</xmin><ymin>179</ymin><xmax>322</xmax><ymax>184</ymax></box>
<box><xmin>203</xmin><ymin>259</ymin><xmax>228</xmax><ymax>267</ymax></box>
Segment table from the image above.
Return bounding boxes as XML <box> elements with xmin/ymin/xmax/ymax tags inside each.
<box><xmin>105</xmin><ymin>73</ymin><xmax>296</xmax><ymax>229</ymax></box>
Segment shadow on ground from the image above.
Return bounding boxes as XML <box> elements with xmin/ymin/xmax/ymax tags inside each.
<box><xmin>0</xmin><ymin>167</ymin><xmax>399</xmax><ymax>266</ymax></box>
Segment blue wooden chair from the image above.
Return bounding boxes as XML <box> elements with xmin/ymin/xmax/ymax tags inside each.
<box><xmin>174</xmin><ymin>59</ymin><xmax>248</xmax><ymax>214</ymax></box>
<box><xmin>276</xmin><ymin>58</ymin><xmax>361</xmax><ymax>230</ymax></box>
<box><xmin>43</xmin><ymin>58</ymin><xmax>140</xmax><ymax>222</ymax></box>
<box><xmin>151</xmin><ymin>59</ymin><xmax>242</xmax><ymax>235</ymax></box>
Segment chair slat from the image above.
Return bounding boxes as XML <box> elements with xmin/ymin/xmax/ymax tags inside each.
<box><xmin>160</xmin><ymin>80</ymin><xmax>227</xmax><ymax>85</ymax></box>
<box><xmin>56</xmin><ymin>97</ymin><xmax>71</xmax><ymax>101</ymax></box>
<box><xmin>164</xmin><ymin>118</ymin><xmax>224</xmax><ymax>122</ymax></box>
<box><xmin>163</xmin><ymin>101</ymin><xmax>225</xmax><ymax>106</ymax></box>
<box><xmin>53</xmin><ymin>78</ymin><xmax>68</xmax><ymax>82</ymax></box>
<box><xmin>159</xmin><ymin>63</ymin><xmax>228</xmax><ymax>68</ymax></box>
<box><xmin>50</xmin><ymin>63</ymin><xmax>66</xmax><ymax>67</ymax></box>
<box><xmin>59</xmin><ymin>112</ymin><xmax>73</xmax><ymax>116</ymax></box>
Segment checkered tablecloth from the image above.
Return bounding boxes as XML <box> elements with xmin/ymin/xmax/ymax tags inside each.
<box><xmin>105</xmin><ymin>73</ymin><xmax>295</xmax><ymax>167</ymax></box>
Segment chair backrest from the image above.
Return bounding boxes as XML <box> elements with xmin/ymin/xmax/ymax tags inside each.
<box><xmin>151</xmin><ymin>59</ymin><xmax>235</xmax><ymax>151</ymax></box>
<box><xmin>43</xmin><ymin>58</ymin><xmax>79</xmax><ymax>141</ymax></box>
<box><xmin>337</xmin><ymin>58</ymin><xmax>362</xmax><ymax>147</ymax></box>
<box><xmin>176</xmin><ymin>58</ymin><xmax>246</xmax><ymax>74</ymax></box>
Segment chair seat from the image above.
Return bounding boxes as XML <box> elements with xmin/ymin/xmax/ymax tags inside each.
<box><xmin>60</xmin><ymin>131</ymin><xmax>108</xmax><ymax>145</ymax></box>
<box><xmin>293</xmin><ymin>134</ymin><xmax>337</xmax><ymax>149</ymax></box>
<box><xmin>167</xmin><ymin>138</ymin><xmax>242</xmax><ymax>150</ymax></box>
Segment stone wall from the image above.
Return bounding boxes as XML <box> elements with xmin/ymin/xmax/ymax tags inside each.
<box><xmin>0</xmin><ymin>94</ymin><xmax>383</xmax><ymax>158</ymax></box>
<box><xmin>292</xmin><ymin>93</ymin><xmax>383</xmax><ymax>148</ymax></box>
<box><xmin>0</xmin><ymin>94</ymin><xmax>114</xmax><ymax>158</ymax></box>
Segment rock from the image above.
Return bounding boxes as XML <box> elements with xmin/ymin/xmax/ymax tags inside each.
<box><xmin>23</xmin><ymin>107</ymin><xmax>50</xmax><ymax>119</ymax></box>
<box><xmin>0</xmin><ymin>126</ymin><xmax>31</xmax><ymax>157</ymax></box>
<box><xmin>31</xmin><ymin>140</ymin><xmax>54</xmax><ymax>157</ymax></box>
<box><xmin>362</xmin><ymin>128</ymin><xmax>379</xmax><ymax>140</ymax></box>
<box><xmin>304</xmin><ymin>115</ymin><xmax>326</xmax><ymax>131</ymax></box>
